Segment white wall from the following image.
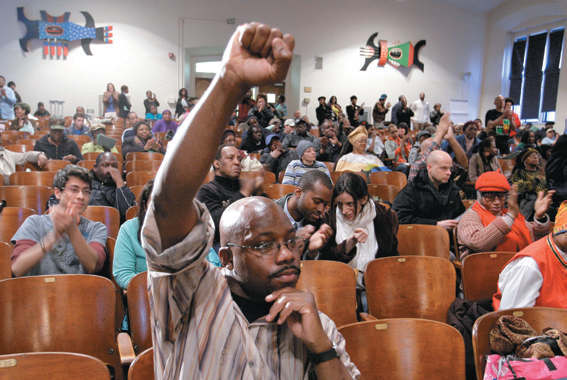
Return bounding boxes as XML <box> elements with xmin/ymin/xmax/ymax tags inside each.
<box><xmin>1</xmin><ymin>0</ymin><xmax>487</xmax><ymax>123</ymax></box>
<box><xmin>481</xmin><ymin>0</ymin><xmax>567</xmax><ymax>132</ymax></box>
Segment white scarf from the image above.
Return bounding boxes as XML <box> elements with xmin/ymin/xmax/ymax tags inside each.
<box><xmin>336</xmin><ymin>201</ymin><xmax>378</xmax><ymax>288</ymax></box>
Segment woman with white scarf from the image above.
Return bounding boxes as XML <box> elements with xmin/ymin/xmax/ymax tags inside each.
<box><xmin>320</xmin><ymin>172</ymin><xmax>399</xmax><ymax>310</ymax></box>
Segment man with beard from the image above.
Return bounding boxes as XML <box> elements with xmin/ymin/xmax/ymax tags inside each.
<box><xmin>90</xmin><ymin>152</ymin><xmax>136</xmax><ymax>223</ymax></box>
<box><xmin>276</xmin><ymin>169</ymin><xmax>334</xmax><ymax>259</ymax></box>
<box><xmin>142</xmin><ymin>22</ymin><xmax>358</xmax><ymax>379</ymax></box>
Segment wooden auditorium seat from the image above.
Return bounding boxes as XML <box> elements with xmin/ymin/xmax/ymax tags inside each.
<box><xmin>9</xmin><ymin>171</ymin><xmax>57</xmax><ymax>187</ymax></box>
<box><xmin>397</xmin><ymin>224</ymin><xmax>451</xmax><ymax>259</ymax></box>
<box><xmin>0</xmin><ymin>207</ymin><xmax>36</xmax><ymax>245</ymax></box>
<box><xmin>127</xmin><ymin>272</ymin><xmax>152</xmax><ymax>355</ymax></box>
<box><xmin>369</xmin><ymin>171</ymin><xmax>407</xmax><ymax>188</ymax></box>
<box><xmin>339</xmin><ymin>319</ymin><xmax>466</xmax><ymax>380</ymax></box>
<box><xmin>83</xmin><ymin>206</ymin><xmax>120</xmax><ymax>239</ymax></box>
<box><xmin>365</xmin><ymin>256</ymin><xmax>456</xmax><ymax>322</ymax></box>
<box><xmin>0</xmin><ymin>185</ymin><xmax>52</xmax><ymax>215</ymax></box>
<box><xmin>461</xmin><ymin>251</ymin><xmax>516</xmax><ymax>301</ymax></box>
<box><xmin>127</xmin><ymin>347</ymin><xmax>154</xmax><ymax>380</ymax></box>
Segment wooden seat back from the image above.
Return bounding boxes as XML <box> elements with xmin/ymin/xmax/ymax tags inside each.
<box><xmin>462</xmin><ymin>251</ymin><xmax>516</xmax><ymax>301</ymax></box>
<box><xmin>339</xmin><ymin>319</ymin><xmax>465</xmax><ymax>380</ymax></box>
<box><xmin>78</xmin><ymin>160</ymin><xmax>97</xmax><ymax>171</ymax></box>
<box><xmin>330</xmin><ymin>171</ymin><xmax>367</xmax><ymax>184</ymax></box>
<box><xmin>24</xmin><ymin>159</ymin><xmax>70</xmax><ymax>172</ymax></box>
<box><xmin>129</xmin><ymin>186</ymin><xmax>144</xmax><ymax>202</ymax></box>
<box><xmin>367</xmin><ymin>184</ymin><xmax>401</xmax><ymax>204</ymax></box>
<box><xmin>397</xmin><ymin>224</ymin><xmax>450</xmax><ymax>259</ymax></box>
<box><xmin>125</xmin><ymin>160</ymin><xmax>162</xmax><ymax>174</ymax></box>
<box><xmin>473</xmin><ymin>308</ymin><xmax>567</xmax><ymax>380</ymax></box>
<box><xmin>9</xmin><ymin>171</ymin><xmax>57</xmax><ymax>187</ymax></box>
<box><xmin>2</xmin><ymin>130</ymin><xmax>29</xmax><ymax>140</ymax></box>
<box><xmin>0</xmin><ymin>275</ymin><xmax>124</xmax><ymax>379</ymax></box>
<box><xmin>365</xmin><ymin>256</ymin><xmax>456</xmax><ymax>322</ymax></box>
<box><xmin>128</xmin><ymin>347</ymin><xmax>154</xmax><ymax>380</ymax></box>
<box><xmin>0</xmin><ymin>207</ymin><xmax>36</xmax><ymax>245</ymax></box>
<box><xmin>127</xmin><ymin>272</ymin><xmax>152</xmax><ymax>355</ymax></box>
<box><xmin>369</xmin><ymin>171</ymin><xmax>407</xmax><ymax>188</ymax></box>
<box><xmin>0</xmin><ymin>352</ymin><xmax>111</xmax><ymax>379</ymax></box>
<box><xmin>125</xmin><ymin>152</ymin><xmax>164</xmax><ymax>162</ymax></box>
<box><xmin>0</xmin><ymin>241</ymin><xmax>12</xmax><ymax>280</ymax></box>
<box><xmin>126</xmin><ymin>205</ymin><xmax>139</xmax><ymax>220</ymax></box>
<box><xmin>3</xmin><ymin>144</ymin><xmax>28</xmax><ymax>153</ymax></box>
<box><xmin>83</xmin><ymin>206</ymin><xmax>120</xmax><ymax>239</ymax></box>
<box><xmin>0</xmin><ymin>186</ymin><xmax>52</xmax><ymax>215</ymax></box>
<box><xmin>261</xmin><ymin>184</ymin><xmax>296</xmax><ymax>200</ymax></box>
<box><xmin>296</xmin><ymin>260</ymin><xmax>358</xmax><ymax>328</ymax></box>
<box><xmin>321</xmin><ymin>161</ymin><xmax>335</xmax><ymax>172</ymax></box>
<box><xmin>67</xmin><ymin>135</ymin><xmax>92</xmax><ymax>146</ymax></box>
<box><xmin>126</xmin><ymin>171</ymin><xmax>157</xmax><ymax>189</ymax></box>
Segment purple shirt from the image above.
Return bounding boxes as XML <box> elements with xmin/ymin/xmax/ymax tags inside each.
<box><xmin>152</xmin><ymin>119</ymin><xmax>178</xmax><ymax>134</ymax></box>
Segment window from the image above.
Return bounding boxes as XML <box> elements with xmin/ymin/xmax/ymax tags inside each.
<box><xmin>508</xmin><ymin>26</ymin><xmax>564</xmax><ymax>123</ymax></box>
<box><xmin>195</xmin><ymin>61</ymin><xmax>223</xmax><ymax>74</ymax></box>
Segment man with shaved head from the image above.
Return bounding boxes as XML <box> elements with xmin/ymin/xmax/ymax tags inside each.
<box><xmin>393</xmin><ymin>148</ymin><xmax>465</xmax><ymax>231</ymax></box>
<box><xmin>142</xmin><ymin>23</ymin><xmax>359</xmax><ymax>379</ymax></box>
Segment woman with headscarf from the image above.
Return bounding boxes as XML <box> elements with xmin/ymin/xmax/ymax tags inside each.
<box><xmin>335</xmin><ymin>126</ymin><xmax>385</xmax><ymax>172</ymax></box>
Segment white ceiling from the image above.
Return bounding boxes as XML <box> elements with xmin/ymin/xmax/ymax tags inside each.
<box><xmin>427</xmin><ymin>0</ymin><xmax>508</xmax><ymax>14</ymax></box>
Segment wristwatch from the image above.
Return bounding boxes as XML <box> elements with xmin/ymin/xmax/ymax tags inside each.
<box><xmin>308</xmin><ymin>341</ymin><xmax>339</xmax><ymax>365</ymax></box>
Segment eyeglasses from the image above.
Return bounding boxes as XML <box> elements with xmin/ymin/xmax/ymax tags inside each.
<box><xmin>482</xmin><ymin>192</ymin><xmax>507</xmax><ymax>201</ymax></box>
<box><xmin>61</xmin><ymin>187</ymin><xmax>92</xmax><ymax>197</ymax></box>
<box><xmin>226</xmin><ymin>236</ymin><xmax>307</xmax><ymax>256</ymax></box>
<box><xmin>354</xmin><ymin>139</ymin><xmax>366</xmax><ymax>144</ymax></box>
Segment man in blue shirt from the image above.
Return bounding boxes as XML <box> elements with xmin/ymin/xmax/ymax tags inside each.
<box><xmin>0</xmin><ymin>76</ymin><xmax>17</xmax><ymax>120</ymax></box>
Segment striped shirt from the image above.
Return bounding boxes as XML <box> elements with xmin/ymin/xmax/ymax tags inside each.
<box><xmin>282</xmin><ymin>160</ymin><xmax>331</xmax><ymax>186</ymax></box>
<box><xmin>142</xmin><ymin>199</ymin><xmax>360</xmax><ymax>379</ymax></box>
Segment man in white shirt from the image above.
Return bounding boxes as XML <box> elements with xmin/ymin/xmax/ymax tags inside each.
<box><xmin>410</xmin><ymin>92</ymin><xmax>430</xmax><ymax>131</ymax></box>
<box><xmin>493</xmin><ymin>199</ymin><xmax>566</xmax><ymax>311</ymax></box>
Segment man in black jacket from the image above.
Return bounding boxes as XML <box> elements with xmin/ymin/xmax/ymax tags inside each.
<box><xmin>197</xmin><ymin>144</ymin><xmax>263</xmax><ymax>250</ymax></box>
<box><xmin>91</xmin><ymin>152</ymin><xmax>136</xmax><ymax>223</ymax></box>
<box><xmin>34</xmin><ymin>117</ymin><xmax>84</xmax><ymax>163</ymax></box>
<box><xmin>393</xmin><ymin>150</ymin><xmax>465</xmax><ymax>231</ymax></box>
<box><xmin>274</xmin><ymin>170</ymin><xmax>333</xmax><ymax>258</ymax></box>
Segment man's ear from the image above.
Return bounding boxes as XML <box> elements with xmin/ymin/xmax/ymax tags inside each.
<box><xmin>294</xmin><ymin>187</ymin><xmax>303</xmax><ymax>199</ymax></box>
<box><xmin>213</xmin><ymin>160</ymin><xmax>220</xmax><ymax>170</ymax></box>
<box><xmin>218</xmin><ymin>246</ymin><xmax>233</xmax><ymax>270</ymax></box>
<box><xmin>53</xmin><ymin>187</ymin><xmax>62</xmax><ymax>201</ymax></box>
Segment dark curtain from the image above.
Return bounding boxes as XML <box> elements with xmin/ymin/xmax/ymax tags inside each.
<box><xmin>521</xmin><ymin>33</ymin><xmax>547</xmax><ymax>119</ymax></box>
<box><xmin>509</xmin><ymin>38</ymin><xmax>526</xmax><ymax>103</ymax></box>
<box><xmin>542</xmin><ymin>29</ymin><xmax>564</xmax><ymax>112</ymax></box>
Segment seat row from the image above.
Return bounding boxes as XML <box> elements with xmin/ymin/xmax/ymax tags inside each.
<box><xmin>2</xmin><ymin>263</ymin><xmax>561</xmax><ymax>380</ymax></box>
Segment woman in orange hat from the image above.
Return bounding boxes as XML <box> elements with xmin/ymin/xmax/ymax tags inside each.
<box><xmin>457</xmin><ymin>170</ymin><xmax>553</xmax><ymax>259</ymax></box>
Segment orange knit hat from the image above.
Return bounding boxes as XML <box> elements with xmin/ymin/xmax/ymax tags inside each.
<box><xmin>554</xmin><ymin>201</ymin><xmax>567</xmax><ymax>235</ymax></box>
<box><xmin>475</xmin><ymin>170</ymin><xmax>511</xmax><ymax>192</ymax></box>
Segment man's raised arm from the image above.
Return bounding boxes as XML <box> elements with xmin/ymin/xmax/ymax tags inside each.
<box><xmin>152</xmin><ymin>23</ymin><xmax>294</xmax><ymax>250</ymax></box>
